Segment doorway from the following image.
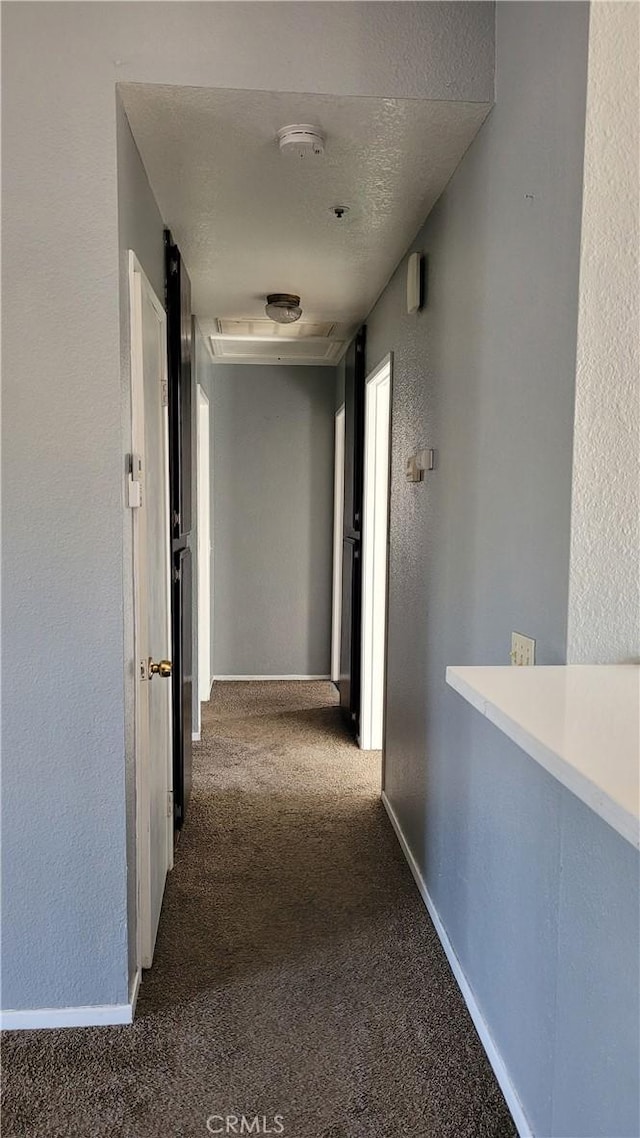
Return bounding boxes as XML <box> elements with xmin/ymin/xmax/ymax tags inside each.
<box><xmin>128</xmin><ymin>252</ymin><xmax>174</xmax><ymax>969</ymax></box>
<box><xmin>165</xmin><ymin>231</ymin><xmax>194</xmax><ymax>832</ymax></box>
<box><xmin>360</xmin><ymin>356</ymin><xmax>392</xmax><ymax>751</ymax></box>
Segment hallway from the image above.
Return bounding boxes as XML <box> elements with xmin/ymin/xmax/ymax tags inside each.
<box><xmin>2</xmin><ymin>682</ymin><xmax>515</xmax><ymax>1137</ymax></box>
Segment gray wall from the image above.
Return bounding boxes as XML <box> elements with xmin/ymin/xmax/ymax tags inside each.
<box><xmin>1</xmin><ymin>76</ymin><xmax>165</xmax><ymax>1014</ymax></box>
<box><xmin>212</xmin><ymin>365</ymin><xmax>335</xmax><ymax>677</ymax></box>
<box><xmin>1</xmin><ymin>0</ymin><xmax>494</xmax><ymax>1014</ymax></box>
<box><xmin>365</xmin><ymin>3</ymin><xmax>638</xmax><ymax>1135</ymax></box>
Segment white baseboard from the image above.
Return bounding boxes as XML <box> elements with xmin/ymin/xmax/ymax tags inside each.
<box><xmin>380</xmin><ymin>791</ymin><xmax>533</xmax><ymax>1138</ymax></box>
<box><xmin>1</xmin><ymin>992</ymin><xmax>137</xmax><ymax>1031</ymax></box>
<box><xmin>212</xmin><ymin>675</ymin><xmax>331</xmax><ymax>682</ymax></box>
<box><xmin>192</xmin><ymin>731</ymin><xmax>201</xmax><ymax>742</ymax></box>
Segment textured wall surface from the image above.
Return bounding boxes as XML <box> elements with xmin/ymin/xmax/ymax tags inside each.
<box><xmin>1</xmin><ymin>0</ymin><xmax>494</xmax><ymax>1012</ymax></box>
<box><xmin>567</xmin><ymin>1</ymin><xmax>640</xmax><ymax>663</ymax></box>
<box><xmin>212</xmin><ymin>365</ymin><xmax>336</xmax><ymax>677</ymax></box>
<box><xmin>361</xmin><ymin>4</ymin><xmax>637</xmax><ymax>1134</ymax></box>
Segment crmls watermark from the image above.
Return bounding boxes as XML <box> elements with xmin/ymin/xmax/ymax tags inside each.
<box><xmin>206</xmin><ymin>1115</ymin><xmax>285</xmax><ymax>1135</ymax></box>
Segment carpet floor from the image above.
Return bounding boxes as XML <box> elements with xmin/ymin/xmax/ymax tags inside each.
<box><xmin>2</xmin><ymin>681</ymin><xmax>517</xmax><ymax>1138</ymax></box>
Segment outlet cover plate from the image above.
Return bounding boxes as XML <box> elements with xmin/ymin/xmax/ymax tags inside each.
<box><xmin>511</xmin><ymin>631</ymin><xmax>536</xmax><ymax>666</ymax></box>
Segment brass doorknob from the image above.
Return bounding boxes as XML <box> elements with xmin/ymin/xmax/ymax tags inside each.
<box><xmin>148</xmin><ymin>658</ymin><xmax>172</xmax><ymax>678</ymax></box>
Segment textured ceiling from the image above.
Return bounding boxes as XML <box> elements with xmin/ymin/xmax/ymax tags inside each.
<box><xmin>120</xmin><ymin>84</ymin><xmax>490</xmax><ymax>362</ymax></box>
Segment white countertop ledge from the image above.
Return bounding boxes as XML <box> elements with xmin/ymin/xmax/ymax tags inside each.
<box><xmin>446</xmin><ymin>665</ymin><xmax>640</xmax><ymax>849</ymax></box>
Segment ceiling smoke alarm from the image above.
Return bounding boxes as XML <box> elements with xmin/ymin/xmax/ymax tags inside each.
<box><xmin>265</xmin><ymin>293</ymin><xmax>303</xmax><ymax>324</ymax></box>
<box><xmin>277</xmin><ymin>124</ymin><xmax>325</xmax><ymax>159</ymax></box>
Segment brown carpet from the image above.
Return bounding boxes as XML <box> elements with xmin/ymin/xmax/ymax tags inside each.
<box><xmin>2</xmin><ymin>681</ymin><xmax>517</xmax><ymax>1137</ymax></box>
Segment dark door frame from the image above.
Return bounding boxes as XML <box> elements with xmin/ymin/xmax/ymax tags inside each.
<box><xmin>164</xmin><ymin>229</ymin><xmax>193</xmax><ymax>833</ymax></box>
<box><xmin>339</xmin><ymin>325</ymin><xmax>366</xmax><ymax>736</ymax></box>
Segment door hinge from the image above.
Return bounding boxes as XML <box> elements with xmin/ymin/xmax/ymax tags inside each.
<box><xmin>127</xmin><ymin>454</ymin><xmax>143</xmax><ymax>509</ymax></box>
<box><xmin>173</xmin><ymin>565</ymin><xmax>182</xmax><ymax>583</ymax></box>
<box><xmin>167</xmin><ymin>790</ymin><xmax>174</xmax><ymax>818</ymax></box>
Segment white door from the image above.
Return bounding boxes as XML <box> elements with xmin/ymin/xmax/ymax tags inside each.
<box><xmin>197</xmin><ymin>386</ymin><xmax>211</xmax><ymax>704</ymax></box>
<box><xmin>129</xmin><ymin>252</ymin><xmax>173</xmax><ymax>969</ymax></box>
<box><xmin>360</xmin><ymin>357</ymin><xmax>392</xmax><ymax>751</ymax></box>
<box><xmin>331</xmin><ymin>405</ymin><xmax>345</xmax><ymax>683</ymax></box>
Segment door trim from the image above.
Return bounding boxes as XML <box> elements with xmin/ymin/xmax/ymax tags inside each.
<box><xmin>128</xmin><ymin>251</ymin><xmax>173</xmax><ymax>975</ymax></box>
<box><xmin>331</xmin><ymin>404</ymin><xmax>345</xmax><ymax>683</ymax></box>
<box><xmin>196</xmin><ymin>385</ymin><xmax>212</xmax><ymax>704</ymax></box>
<box><xmin>360</xmin><ymin>354</ymin><xmax>392</xmax><ymax>751</ymax></box>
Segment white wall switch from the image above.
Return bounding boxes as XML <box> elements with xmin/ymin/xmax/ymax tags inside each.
<box><xmin>511</xmin><ymin>631</ymin><xmax>536</xmax><ymax>666</ymax></box>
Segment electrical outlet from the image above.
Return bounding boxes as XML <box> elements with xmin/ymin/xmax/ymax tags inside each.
<box><xmin>511</xmin><ymin>631</ymin><xmax>536</xmax><ymax>666</ymax></box>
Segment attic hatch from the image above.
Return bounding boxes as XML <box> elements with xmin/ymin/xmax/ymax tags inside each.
<box><xmin>216</xmin><ymin>319</ymin><xmax>335</xmax><ymax>338</ymax></box>
<box><xmin>210</xmin><ymin>319</ymin><xmax>345</xmax><ymax>364</ymax></box>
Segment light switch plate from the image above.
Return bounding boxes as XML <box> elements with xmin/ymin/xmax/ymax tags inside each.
<box><xmin>406</xmin><ymin>455</ymin><xmax>422</xmax><ymax>482</ymax></box>
<box><xmin>407</xmin><ymin>252</ymin><xmax>423</xmax><ymax>314</ymax></box>
<box><xmin>511</xmin><ymin>631</ymin><xmax>536</xmax><ymax>666</ymax></box>
<box><xmin>416</xmin><ymin>448</ymin><xmax>435</xmax><ymax>472</ymax></box>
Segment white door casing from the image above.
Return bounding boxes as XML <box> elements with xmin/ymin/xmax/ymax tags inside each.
<box><xmin>360</xmin><ymin>357</ymin><xmax>392</xmax><ymax>751</ymax></box>
<box><xmin>129</xmin><ymin>252</ymin><xmax>173</xmax><ymax>971</ymax></box>
<box><xmin>197</xmin><ymin>385</ymin><xmax>212</xmax><ymax>704</ymax></box>
<box><xmin>331</xmin><ymin>405</ymin><xmax>345</xmax><ymax>684</ymax></box>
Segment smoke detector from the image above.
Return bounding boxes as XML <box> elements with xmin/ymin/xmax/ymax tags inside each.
<box><xmin>277</xmin><ymin>124</ymin><xmax>325</xmax><ymax>159</ymax></box>
<box><xmin>265</xmin><ymin>294</ymin><xmax>303</xmax><ymax>324</ymax></box>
